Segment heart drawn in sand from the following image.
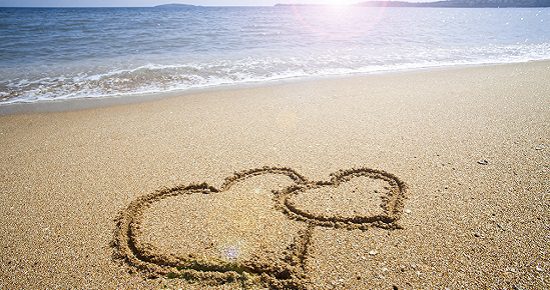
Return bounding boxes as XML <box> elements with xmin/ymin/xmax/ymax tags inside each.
<box><xmin>112</xmin><ymin>166</ymin><xmax>408</xmax><ymax>289</ymax></box>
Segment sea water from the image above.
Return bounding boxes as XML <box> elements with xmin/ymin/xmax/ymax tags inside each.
<box><xmin>0</xmin><ymin>6</ymin><xmax>549</xmax><ymax>104</ymax></box>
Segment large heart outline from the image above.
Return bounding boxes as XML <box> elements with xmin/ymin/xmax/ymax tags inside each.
<box><xmin>112</xmin><ymin>166</ymin><xmax>408</xmax><ymax>289</ymax></box>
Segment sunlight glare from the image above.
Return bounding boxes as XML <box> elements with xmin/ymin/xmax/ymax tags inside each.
<box><xmin>324</xmin><ymin>0</ymin><xmax>351</xmax><ymax>5</ymax></box>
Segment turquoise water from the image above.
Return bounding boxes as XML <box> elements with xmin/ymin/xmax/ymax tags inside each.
<box><xmin>0</xmin><ymin>6</ymin><xmax>549</xmax><ymax>103</ymax></box>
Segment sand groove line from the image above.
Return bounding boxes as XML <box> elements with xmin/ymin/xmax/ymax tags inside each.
<box><xmin>277</xmin><ymin>168</ymin><xmax>408</xmax><ymax>230</ymax></box>
<box><xmin>112</xmin><ymin>166</ymin><xmax>408</xmax><ymax>289</ymax></box>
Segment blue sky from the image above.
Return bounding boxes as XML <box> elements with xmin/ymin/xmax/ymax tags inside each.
<box><xmin>0</xmin><ymin>0</ymin><xmax>429</xmax><ymax>7</ymax></box>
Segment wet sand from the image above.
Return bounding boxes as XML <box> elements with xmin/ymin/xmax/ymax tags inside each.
<box><xmin>0</xmin><ymin>61</ymin><xmax>549</xmax><ymax>289</ymax></box>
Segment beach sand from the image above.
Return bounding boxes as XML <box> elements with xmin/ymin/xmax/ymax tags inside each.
<box><xmin>0</xmin><ymin>61</ymin><xmax>548</xmax><ymax>289</ymax></box>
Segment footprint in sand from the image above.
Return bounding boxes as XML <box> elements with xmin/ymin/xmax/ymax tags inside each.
<box><xmin>112</xmin><ymin>166</ymin><xmax>408</xmax><ymax>289</ymax></box>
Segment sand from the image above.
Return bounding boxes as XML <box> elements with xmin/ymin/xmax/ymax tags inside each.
<box><xmin>0</xmin><ymin>61</ymin><xmax>548</xmax><ymax>289</ymax></box>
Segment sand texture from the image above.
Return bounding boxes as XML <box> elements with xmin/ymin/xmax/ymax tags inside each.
<box><xmin>0</xmin><ymin>61</ymin><xmax>549</xmax><ymax>289</ymax></box>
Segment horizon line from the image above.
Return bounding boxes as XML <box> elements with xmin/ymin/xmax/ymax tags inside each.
<box><xmin>0</xmin><ymin>1</ymin><xmax>424</xmax><ymax>8</ymax></box>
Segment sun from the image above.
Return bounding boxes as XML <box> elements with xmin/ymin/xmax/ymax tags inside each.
<box><xmin>322</xmin><ymin>0</ymin><xmax>353</xmax><ymax>5</ymax></box>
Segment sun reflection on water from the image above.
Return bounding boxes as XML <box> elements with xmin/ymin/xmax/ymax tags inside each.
<box><xmin>289</xmin><ymin>5</ymin><xmax>389</xmax><ymax>41</ymax></box>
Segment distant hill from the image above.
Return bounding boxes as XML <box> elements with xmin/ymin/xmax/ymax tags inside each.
<box><xmin>276</xmin><ymin>0</ymin><xmax>550</xmax><ymax>8</ymax></box>
<box><xmin>357</xmin><ymin>0</ymin><xmax>550</xmax><ymax>7</ymax></box>
<box><xmin>154</xmin><ymin>4</ymin><xmax>199</xmax><ymax>8</ymax></box>
<box><xmin>355</xmin><ymin>0</ymin><xmax>550</xmax><ymax>7</ymax></box>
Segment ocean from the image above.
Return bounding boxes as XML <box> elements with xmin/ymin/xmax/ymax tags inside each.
<box><xmin>0</xmin><ymin>6</ymin><xmax>549</xmax><ymax>104</ymax></box>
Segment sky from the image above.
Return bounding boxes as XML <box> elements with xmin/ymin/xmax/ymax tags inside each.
<box><xmin>0</xmin><ymin>0</ymin><xmax>430</xmax><ymax>7</ymax></box>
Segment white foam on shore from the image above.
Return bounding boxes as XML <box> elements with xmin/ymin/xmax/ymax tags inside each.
<box><xmin>1</xmin><ymin>42</ymin><xmax>550</xmax><ymax>105</ymax></box>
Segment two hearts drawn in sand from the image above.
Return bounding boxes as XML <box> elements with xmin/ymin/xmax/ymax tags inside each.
<box><xmin>112</xmin><ymin>166</ymin><xmax>408</xmax><ymax>289</ymax></box>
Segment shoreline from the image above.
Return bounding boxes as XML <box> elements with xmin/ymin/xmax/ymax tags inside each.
<box><xmin>1</xmin><ymin>59</ymin><xmax>549</xmax><ymax>115</ymax></box>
